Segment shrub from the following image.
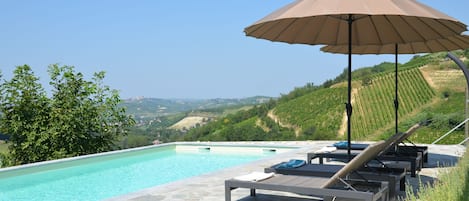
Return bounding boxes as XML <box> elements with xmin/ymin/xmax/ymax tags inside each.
<box><xmin>405</xmin><ymin>146</ymin><xmax>469</xmax><ymax>201</ymax></box>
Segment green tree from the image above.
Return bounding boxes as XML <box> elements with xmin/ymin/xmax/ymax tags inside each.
<box><xmin>0</xmin><ymin>64</ymin><xmax>134</xmax><ymax>166</ymax></box>
<box><xmin>47</xmin><ymin>64</ymin><xmax>135</xmax><ymax>156</ymax></box>
<box><xmin>0</xmin><ymin>65</ymin><xmax>52</xmax><ymax>165</ymax></box>
<box><xmin>361</xmin><ymin>75</ymin><xmax>373</xmax><ymax>86</ymax></box>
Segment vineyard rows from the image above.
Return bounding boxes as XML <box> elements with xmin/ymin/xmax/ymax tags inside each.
<box><xmin>352</xmin><ymin>68</ymin><xmax>435</xmax><ymax>138</ymax></box>
<box><xmin>274</xmin><ymin>87</ymin><xmax>347</xmax><ymax>139</ymax></box>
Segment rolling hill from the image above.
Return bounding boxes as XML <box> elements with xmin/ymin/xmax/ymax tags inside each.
<box><xmin>121</xmin><ymin>96</ymin><xmax>272</xmax><ymax>125</ymax></box>
<box><xmin>183</xmin><ymin>50</ymin><xmax>469</xmax><ymax>144</ymax></box>
<box><xmin>351</xmin><ymin>68</ymin><xmax>435</xmax><ymax>139</ymax></box>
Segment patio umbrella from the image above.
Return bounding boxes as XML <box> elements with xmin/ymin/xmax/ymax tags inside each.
<box><xmin>321</xmin><ymin>34</ymin><xmax>469</xmax><ymax>136</ymax></box>
<box><xmin>244</xmin><ymin>0</ymin><xmax>467</xmax><ymax>159</ymax></box>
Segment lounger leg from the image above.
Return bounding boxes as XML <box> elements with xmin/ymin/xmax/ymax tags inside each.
<box><xmin>250</xmin><ymin>188</ymin><xmax>256</xmax><ymax>197</ymax></box>
<box><xmin>400</xmin><ymin>176</ymin><xmax>406</xmax><ymax>191</ymax></box>
<box><xmin>410</xmin><ymin>162</ymin><xmax>416</xmax><ymax>177</ymax></box>
<box><xmin>225</xmin><ymin>186</ymin><xmax>232</xmax><ymax>201</ymax></box>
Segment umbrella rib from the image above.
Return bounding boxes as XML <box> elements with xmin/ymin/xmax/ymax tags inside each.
<box><xmin>434</xmin><ymin>19</ymin><xmax>467</xmax><ymax>37</ymax></box>
<box><xmin>392</xmin><ymin>15</ymin><xmax>419</xmax><ymax>44</ymax></box>
<box><xmin>427</xmin><ymin>40</ymin><xmax>436</xmax><ymax>53</ymax></box>
<box><xmin>448</xmin><ymin>37</ymin><xmax>468</xmax><ymax>50</ymax></box>
<box><xmin>448</xmin><ymin>37</ymin><xmax>469</xmax><ymax>51</ymax></box>
<box><xmin>327</xmin><ymin>15</ymin><xmax>349</xmax><ymax>46</ymax></box>
<box><xmin>436</xmin><ymin>39</ymin><xmax>452</xmax><ymax>52</ymax></box>
<box><xmin>294</xmin><ymin>17</ymin><xmax>317</xmax><ymax>45</ymax></box>
<box><xmin>246</xmin><ymin>20</ymin><xmax>282</xmax><ymax>42</ymax></box>
<box><xmin>273</xmin><ymin>18</ymin><xmax>301</xmax><ymax>43</ymax></box>
<box><xmin>330</xmin><ymin>15</ymin><xmax>363</xmax><ymax>46</ymax></box>
<box><xmin>330</xmin><ymin>15</ymin><xmax>367</xmax><ymax>22</ymax></box>
<box><xmin>431</xmin><ymin>37</ymin><xmax>455</xmax><ymax>52</ymax></box>
<box><xmin>454</xmin><ymin>37</ymin><xmax>469</xmax><ymax>49</ymax></box>
<box><xmin>418</xmin><ymin>18</ymin><xmax>445</xmax><ymax>40</ymax></box>
<box><xmin>334</xmin><ymin>15</ymin><xmax>345</xmax><ymax>46</ymax></box>
<box><xmin>368</xmin><ymin>15</ymin><xmax>385</xmax><ymax>46</ymax></box>
<box><xmin>244</xmin><ymin>22</ymin><xmax>264</xmax><ymax>37</ymax></box>
<box><xmin>262</xmin><ymin>20</ymin><xmax>284</xmax><ymax>42</ymax></box>
<box><xmin>414</xmin><ymin>17</ymin><xmax>461</xmax><ymax>41</ymax></box>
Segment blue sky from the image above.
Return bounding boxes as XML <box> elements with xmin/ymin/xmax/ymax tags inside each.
<box><xmin>1</xmin><ymin>0</ymin><xmax>468</xmax><ymax>99</ymax></box>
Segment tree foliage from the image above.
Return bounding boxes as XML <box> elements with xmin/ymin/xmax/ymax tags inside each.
<box><xmin>0</xmin><ymin>65</ymin><xmax>134</xmax><ymax>166</ymax></box>
<box><xmin>0</xmin><ymin>65</ymin><xmax>52</xmax><ymax>164</ymax></box>
<box><xmin>278</xmin><ymin>82</ymin><xmax>319</xmax><ymax>103</ymax></box>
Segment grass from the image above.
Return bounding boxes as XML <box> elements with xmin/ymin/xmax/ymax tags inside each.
<box><xmin>0</xmin><ymin>142</ymin><xmax>8</xmax><ymax>154</ymax></box>
<box><xmin>405</xmin><ymin>145</ymin><xmax>469</xmax><ymax>201</ymax></box>
<box><xmin>399</xmin><ymin>87</ymin><xmax>466</xmax><ymax>144</ymax></box>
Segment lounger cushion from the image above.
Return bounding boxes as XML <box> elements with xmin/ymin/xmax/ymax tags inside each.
<box><xmin>333</xmin><ymin>141</ymin><xmax>348</xmax><ymax>149</ymax></box>
<box><xmin>233</xmin><ymin>172</ymin><xmax>274</xmax><ymax>182</ymax></box>
<box><xmin>333</xmin><ymin>141</ymin><xmax>369</xmax><ymax>150</ymax></box>
<box><xmin>274</xmin><ymin>159</ymin><xmax>306</xmax><ymax>169</ymax></box>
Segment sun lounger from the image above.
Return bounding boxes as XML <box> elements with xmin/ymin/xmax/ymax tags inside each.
<box><xmin>308</xmin><ymin>126</ymin><xmax>423</xmax><ymax>177</ymax></box>
<box><xmin>388</xmin><ymin>124</ymin><xmax>428</xmax><ymax>163</ymax></box>
<box><xmin>265</xmin><ymin>162</ymin><xmax>406</xmax><ymax>199</ymax></box>
<box><xmin>307</xmin><ymin>150</ymin><xmax>421</xmax><ymax>177</ymax></box>
<box><xmin>225</xmin><ymin>141</ymin><xmax>390</xmax><ymax>201</ymax></box>
<box><xmin>332</xmin><ymin>123</ymin><xmax>428</xmax><ymax>163</ymax></box>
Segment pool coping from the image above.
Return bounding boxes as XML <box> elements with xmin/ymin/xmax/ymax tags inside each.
<box><xmin>0</xmin><ymin>141</ymin><xmax>299</xmax><ymax>179</ymax></box>
<box><xmin>105</xmin><ymin>141</ymin><xmax>467</xmax><ymax>201</ymax></box>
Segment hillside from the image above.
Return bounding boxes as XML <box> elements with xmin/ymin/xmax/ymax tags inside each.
<box><xmin>121</xmin><ymin>96</ymin><xmax>271</xmax><ymax>124</ymax></box>
<box><xmin>184</xmin><ymin>50</ymin><xmax>469</xmax><ymax>144</ymax></box>
<box><xmin>351</xmin><ymin>68</ymin><xmax>435</xmax><ymax>139</ymax></box>
<box><xmin>119</xmin><ymin>96</ymin><xmax>273</xmax><ymax>148</ymax></box>
<box><xmin>273</xmin><ymin>87</ymin><xmax>347</xmax><ymax>139</ymax></box>
<box><xmin>169</xmin><ymin>116</ymin><xmax>209</xmax><ymax>130</ymax></box>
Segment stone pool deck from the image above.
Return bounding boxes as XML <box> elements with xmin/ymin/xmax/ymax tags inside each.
<box><xmin>107</xmin><ymin>141</ymin><xmax>467</xmax><ymax>201</ymax></box>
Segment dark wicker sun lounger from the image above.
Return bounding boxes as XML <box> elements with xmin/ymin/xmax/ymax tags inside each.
<box><xmin>225</xmin><ymin>141</ymin><xmax>390</xmax><ymax>201</ymax></box>
<box><xmin>307</xmin><ymin>150</ymin><xmax>421</xmax><ymax>177</ymax></box>
<box><xmin>265</xmin><ymin>163</ymin><xmax>406</xmax><ymax>199</ymax></box>
<box><xmin>333</xmin><ymin>124</ymin><xmax>428</xmax><ymax>163</ymax></box>
<box><xmin>308</xmin><ymin>125</ymin><xmax>424</xmax><ymax>177</ymax></box>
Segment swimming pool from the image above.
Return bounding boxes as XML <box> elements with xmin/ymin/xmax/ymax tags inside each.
<box><xmin>0</xmin><ymin>143</ymin><xmax>295</xmax><ymax>201</ymax></box>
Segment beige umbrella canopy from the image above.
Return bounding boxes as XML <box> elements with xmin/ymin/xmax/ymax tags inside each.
<box><xmin>245</xmin><ymin>0</ymin><xmax>467</xmax><ymax>46</ymax></box>
<box><xmin>321</xmin><ymin>34</ymin><xmax>469</xmax><ymax>138</ymax></box>
<box><xmin>244</xmin><ymin>0</ymin><xmax>468</xmax><ymax>158</ymax></box>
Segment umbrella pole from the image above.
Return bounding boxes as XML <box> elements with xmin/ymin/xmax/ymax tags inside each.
<box><xmin>394</xmin><ymin>44</ymin><xmax>399</xmax><ymax>135</ymax></box>
<box><xmin>346</xmin><ymin>15</ymin><xmax>353</xmax><ymax>160</ymax></box>
<box><xmin>394</xmin><ymin>44</ymin><xmax>399</xmax><ymax>152</ymax></box>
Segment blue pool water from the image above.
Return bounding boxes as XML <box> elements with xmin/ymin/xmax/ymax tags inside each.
<box><xmin>0</xmin><ymin>145</ymin><xmax>280</xmax><ymax>201</ymax></box>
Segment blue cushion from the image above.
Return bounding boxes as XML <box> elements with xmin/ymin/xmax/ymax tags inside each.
<box><xmin>333</xmin><ymin>141</ymin><xmax>369</xmax><ymax>150</ymax></box>
<box><xmin>333</xmin><ymin>141</ymin><xmax>349</xmax><ymax>149</ymax></box>
<box><xmin>275</xmin><ymin>159</ymin><xmax>306</xmax><ymax>169</ymax></box>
